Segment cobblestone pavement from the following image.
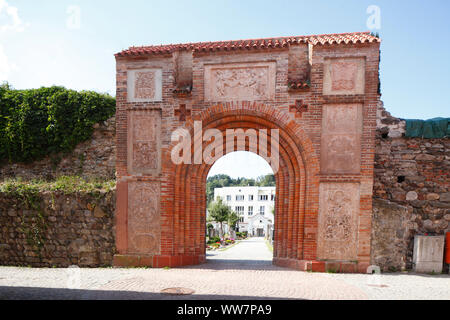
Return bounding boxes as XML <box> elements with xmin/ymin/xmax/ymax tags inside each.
<box><xmin>0</xmin><ymin>237</ymin><xmax>449</xmax><ymax>300</ymax></box>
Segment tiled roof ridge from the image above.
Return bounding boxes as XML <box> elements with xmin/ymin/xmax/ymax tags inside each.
<box><xmin>116</xmin><ymin>31</ymin><xmax>380</xmax><ymax>57</ymax></box>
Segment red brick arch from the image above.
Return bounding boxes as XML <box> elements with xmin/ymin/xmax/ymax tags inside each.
<box><xmin>114</xmin><ymin>33</ymin><xmax>380</xmax><ymax>272</ymax></box>
<box><xmin>114</xmin><ymin>34</ymin><xmax>380</xmax><ymax>272</ymax></box>
<box><xmin>155</xmin><ymin>102</ymin><xmax>320</xmax><ymax>269</ymax></box>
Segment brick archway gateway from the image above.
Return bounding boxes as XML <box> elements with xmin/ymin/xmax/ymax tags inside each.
<box><xmin>114</xmin><ymin>32</ymin><xmax>381</xmax><ymax>273</ymax></box>
<box><xmin>169</xmin><ymin>102</ymin><xmax>320</xmax><ymax>269</ymax></box>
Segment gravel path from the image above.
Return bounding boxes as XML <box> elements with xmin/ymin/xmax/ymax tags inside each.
<box><xmin>0</xmin><ymin>237</ymin><xmax>449</xmax><ymax>300</ymax></box>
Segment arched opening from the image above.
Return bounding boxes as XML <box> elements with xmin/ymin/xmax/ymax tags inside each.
<box><xmin>157</xmin><ymin>102</ymin><xmax>320</xmax><ymax>269</ymax></box>
<box><xmin>205</xmin><ymin>151</ymin><xmax>276</xmax><ymax>265</ymax></box>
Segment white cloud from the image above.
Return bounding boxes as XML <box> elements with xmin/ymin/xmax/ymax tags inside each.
<box><xmin>0</xmin><ymin>0</ymin><xmax>28</xmax><ymax>33</ymax></box>
<box><xmin>0</xmin><ymin>44</ymin><xmax>17</xmax><ymax>81</ymax></box>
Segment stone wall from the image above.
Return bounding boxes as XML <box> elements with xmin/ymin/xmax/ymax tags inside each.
<box><xmin>0</xmin><ymin>190</ymin><xmax>116</xmax><ymax>267</ymax></box>
<box><xmin>0</xmin><ymin>117</ymin><xmax>116</xmax><ymax>181</ymax></box>
<box><xmin>371</xmin><ymin>103</ymin><xmax>449</xmax><ymax>271</ymax></box>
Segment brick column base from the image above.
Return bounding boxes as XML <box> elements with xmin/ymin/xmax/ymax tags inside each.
<box><xmin>113</xmin><ymin>254</ymin><xmax>207</xmax><ymax>268</ymax></box>
<box><xmin>273</xmin><ymin>258</ymin><xmax>369</xmax><ymax>273</ymax></box>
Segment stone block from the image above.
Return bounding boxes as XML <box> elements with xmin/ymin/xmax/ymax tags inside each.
<box><xmin>426</xmin><ymin>193</ymin><xmax>440</xmax><ymax>201</ymax></box>
<box><xmin>311</xmin><ymin>261</ymin><xmax>326</xmax><ymax>272</ymax></box>
<box><xmin>366</xmin><ymin>265</ymin><xmax>381</xmax><ymax>274</ymax></box>
<box><xmin>320</xmin><ymin>104</ymin><xmax>362</xmax><ymax>174</ymax></box>
<box><xmin>94</xmin><ymin>206</ymin><xmax>106</xmax><ymax>218</ymax></box>
<box><xmin>413</xmin><ymin>235</ymin><xmax>445</xmax><ymax>273</ymax></box>
<box><xmin>127</xmin><ymin>110</ymin><xmax>161</xmax><ymax>176</ymax></box>
<box><xmin>317</xmin><ymin>183</ymin><xmax>360</xmax><ymax>260</ymax></box>
<box><xmin>415</xmin><ymin>154</ymin><xmax>435</xmax><ymax>161</ymax></box>
<box><xmin>204</xmin><ymin>62</ymin><xmax>276</xmax><ymax>101</ymax></box>
<box><xmin>323</xmin><ymin>57</ymin><xmax>365</xmax><ymax>95</ymax></box>
<box><xmin>440</xmin><ymin>193</ymin><xmax>450</xmax><ymax>202</ymax></box>
<box><xmin>7</xmin><ymin>209</ymin><xmax>16</xmax><ymax>217</ymax></box>
<box><xmin>406</xmin><ymin>191</ymin><xmax>418</xmax><ymax>201</ymax></box>
<box><xmin>127</xmin><ymin>68</ymin><xmax>162</xmax><ymax>102</ymax></box>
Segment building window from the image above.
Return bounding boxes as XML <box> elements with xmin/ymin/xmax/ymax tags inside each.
<box><xmin>235</xmin><ymin>206</ymin><xmax>244</xmax><ymax>215</ymax></box>
<box><xmin>271</xmin><ymin>194</ymin><xmax>275</xmax><ymax>201</ymax></box>
<box><xmin>259</xmin><ymin>206</ymin><xmax>265</xmax><ymax>215</ymax></box>
<box><xmin>249</xmin><ymin>195</ymin><xmax>254</xmax><ymax>201</ymax></box>
<box><xmin>248</xmin><ymin>206</ymin><xmax>253</xmax><ymax>216</ymax></box>
<box><xmin>258</xmin><ymin>195</ymin><xmax>268</xmax><ymax>201</ymax></box>
<box><xmin>226</xmin><ymin>195</ymin><xmax>231</xmax><ymax>201</ymax></box>
<box><xmin>236</xmin><ymin>195</ymin><xmax>244</xmax><ymax>201</ymax></box>
<box><xmin>239</xmin><ymin>217</ymin><xmax>244</xmax><ymax>223</ymax></box>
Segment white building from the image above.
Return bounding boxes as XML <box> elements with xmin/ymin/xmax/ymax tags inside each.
<box><xmin>212</xmin><ymin>186</ymin><xmax>275</xmax><ymax>237</ymax></box>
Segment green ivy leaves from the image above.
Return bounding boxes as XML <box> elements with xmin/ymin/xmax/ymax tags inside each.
<box><xmin>0</xmin><ymin>83</ymin><xmax>115</xmax><ymax>163</ymax></box>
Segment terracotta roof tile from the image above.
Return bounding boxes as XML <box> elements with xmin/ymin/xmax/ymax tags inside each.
<box><xmin>116</xmin><ymin>31</ymin><xmax>380</xmax><ymax>57</ymax></box>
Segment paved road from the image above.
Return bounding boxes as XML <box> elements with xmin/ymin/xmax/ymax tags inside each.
<box><xmin>0</xmin><ymin>237</ymin><xmax>449</xmax><ymax>300</ymax></box>
<box><xmin>206</xmin><ymin>237</ymin><xmax>272</xmax><ymax>265</ymax></box>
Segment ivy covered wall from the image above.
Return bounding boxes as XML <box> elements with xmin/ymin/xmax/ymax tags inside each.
<box><xmin>0</xmin><ymin>84</ymin><xmax>115</xmax><ymax>164</ymax></box>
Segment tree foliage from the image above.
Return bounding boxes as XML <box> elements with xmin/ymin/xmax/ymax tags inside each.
<box><xmin>207</xmin><ymin>197</ymin><xmax>231</xmax><ymax>224</ymax></box>
<box><xmin>206</xmin><ymin>173</ymin><xmax>275</xmax><ymax>205</ymax></box>
<box><xmin>227</xmin><ymin>211</ymin><xmax>239</xmax><ymax>231</ymax></box>
<box><xmin>0</xmin><ymin>83</ymin><xmax>115</xmax><ymax>163</ymax></box>
<box><xmin>207</xmin><ymin>198</ymin><xmax>233</xmax><ymax>239</ymax></box>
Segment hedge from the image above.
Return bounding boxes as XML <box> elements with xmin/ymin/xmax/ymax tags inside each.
<box><xmin>0</xmin><ymin>83</ymin><xmax>115</xmax><ymax>163</ymax></box>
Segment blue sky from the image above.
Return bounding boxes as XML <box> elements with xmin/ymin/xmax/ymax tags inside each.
<box><xmin>208</xmin><ymin>151</ymin><xmax>274</xmax><ymax>178</ymax></box>
<box><xmin>1</xmin><ymin>0</ymin><xmax>448</xmax><ymax>178</ymax></box>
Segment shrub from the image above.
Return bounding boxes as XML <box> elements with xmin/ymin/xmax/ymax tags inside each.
<box><xmin>210</xmin><ymin>242</ymin><xmax>220</xmax><ymax>249</ymax></box>
<box><xmin>236</xmin><ymin>232</ymin><xmax>248</xmax><ymax>239</ymax></box>
<box><xmin>0</xmin><ymin>83</ymin><xmax>115</xmax><ymax>163</ymax></box>
<box><xmin>207</xmin><ymin>236</ymin><xmax>221</xmax><ymax>244</ymax></box>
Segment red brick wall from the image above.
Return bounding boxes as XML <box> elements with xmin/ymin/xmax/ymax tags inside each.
<box><xmin>114</xmin><ymin>40</ymin><xmax>381</xmax><ymax>272</ymax></box>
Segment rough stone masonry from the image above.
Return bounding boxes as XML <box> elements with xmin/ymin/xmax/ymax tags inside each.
<box><xmin>0</xmin><ymin>189</ymin><xmax>115</xmax><ymax>267</ymax></box>
<box><xmin>372</xmin><ymin>103</ymin><xmax>449</xmax><ymax>271</ymax></box>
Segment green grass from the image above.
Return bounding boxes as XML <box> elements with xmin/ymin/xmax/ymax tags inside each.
<box><xmin>0</xmin><ymin>176</ymin><xmax>116</xmax><ymax>194</ymax></box>
<box><xmin>218</xmin><ymin>240</ymin><xmax>240</xmax><ymax>251</ymax></box>
<box><xmin>265</xmin><ymin>239</ymin><xmax>273</xmax><ymax>252</ymax></box>
<box><xmin>326</xmin><ymin>268</ymin><xmax>337</xmax><ymax>273</ymax></box>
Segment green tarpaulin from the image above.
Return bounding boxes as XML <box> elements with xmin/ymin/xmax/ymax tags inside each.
<box><xmin>405</xmin><ymin>117</ymin><xmax>450</xmax><ymax>138</ymax></box>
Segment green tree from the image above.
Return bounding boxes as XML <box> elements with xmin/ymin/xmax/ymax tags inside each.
<box><xmin>207</xmin><ymin>198</ymin><xmax>232</xmax><ymax>241</ymax></box>
<box><xmin>227</xmin><ymin>211</ymin><xmax>239</xmax><ymax>238</ymax></box>
<box><xmin>256</xmin><ymin>174</ymin><xmax>276</xmax><ymax>186</ymax></box>
<box><xmin>206</xmin><ymin>173</ymin><xmax>275</xmax><ymax>206</ymax></box>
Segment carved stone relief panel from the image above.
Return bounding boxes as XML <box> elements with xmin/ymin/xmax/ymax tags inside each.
<box><xmin>321</xmin><ymin>103</ymin><xmax>362</xmax><ymax>174</ymax></box>
<box><xmin>317</xmin><ymin>183</ymin><xmax>360</xmax><ymax>260</ymax></box>
<box><xmin>127</xmin><ymin>110</ymin><xmax>161</xmax><ymax>175</ymax></box>
<box><xmin>127</xmin><ymin>68</ymin><xmax>162</xmax><ymax>102</ymax></box>
<box><xmin>323</xmin><ymin>57</ymin><xmax>365</xmax><ymax>95</ymax></box>
<box><xmin>128</xmin><ymin>181</ymin><xmax>161</xmax><ymax>255</ymax></box>
<box><xmin>204</xmin><ymin>62</ymin><xmax>276</xmax><ymax>101</ymax></box>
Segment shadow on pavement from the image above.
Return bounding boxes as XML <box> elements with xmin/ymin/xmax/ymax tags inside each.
<box><xmin>195</xmin><ymin>258</ymin><xmax>284</xmax><ymax>271</ymax></box>
<box><xmin>0</xmin><ymin>286</ymin><xmax>298</xmax><ymax>300</ymax></box>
